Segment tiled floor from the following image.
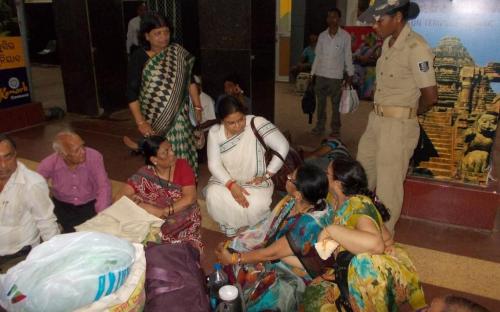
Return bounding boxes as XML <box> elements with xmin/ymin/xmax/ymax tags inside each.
<box><xmin>5</xmin><ymin>66</ymin><xmax>500</xmax><ymax>310</ymax></box>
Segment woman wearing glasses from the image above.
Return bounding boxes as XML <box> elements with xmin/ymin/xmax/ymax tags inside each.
<box><xmin>206</xmin><ymin>95</ymin><xmax>289</xmax><ymax>237</ymax></box>
<box><xmin>216</xmin><ymin>158</ymin><xmax>425</xmax><ymax>311</ymax></box>
<box><xmin>114</xmin><ymin>136</ymin><xmax>202</xmax><ymax>251</ymax></box>
<box><xmin>215</xmin><ymin>163</ymin><xmax>331</xmax><ymax>312</ymax></box>
<box><xmin>301</xmin><ymin>157</ymin><xmax>425</xmax><ymax>311</ymax></box>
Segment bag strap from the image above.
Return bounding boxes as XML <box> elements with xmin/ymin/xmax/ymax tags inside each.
<box><xmin>250</xmin><ymin>117</ymin><xmax>287</xmax><ymax>165</ymax></box>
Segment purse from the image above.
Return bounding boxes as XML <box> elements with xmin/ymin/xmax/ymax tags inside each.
<box><xmin>301</xmin><ymin>83</ymin><xmax>316</xmax><ymax>124</ymax></box>
<box><xmin>332</xmin><ymin>250</ymin><xmax>355</xmax><ymax>312</ymax></box>
<box><xmin>250</xmin><ymin>117</ymin><xmax>303</xmax><ymax>192</ymax></box>
<box><xmin>144</xmin><ymin>242</ymin><xmax>209</xmax><ymax>312</ymax></box>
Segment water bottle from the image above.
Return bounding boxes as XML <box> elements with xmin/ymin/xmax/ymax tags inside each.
<box><xmin>208</xmin><ymin>263</ymin><xmax>228</xmax><ymax>310</ymax></box>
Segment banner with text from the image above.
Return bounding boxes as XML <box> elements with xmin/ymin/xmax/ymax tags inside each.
<box><xmin>0</xmin><ymin>0</ymin><xmax>31</xmax><ymax>108</ymax></box>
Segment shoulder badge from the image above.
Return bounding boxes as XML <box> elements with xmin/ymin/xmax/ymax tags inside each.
<box><xmin>418</xmin><ymin>61</ymin><xmax>430</xmax><ymax>72</ymax></box>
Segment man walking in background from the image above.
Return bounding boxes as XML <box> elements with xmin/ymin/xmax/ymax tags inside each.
<box><xmin>311</xmin><ymin>7</ymin><xmax>354</xmax><ymax>138</ymax></box>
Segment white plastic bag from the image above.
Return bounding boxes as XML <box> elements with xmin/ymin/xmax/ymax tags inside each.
<box><xmin>76</xmin><ymin>243</ymin><xmax>146</xmax><ymax>312</ymax></box>
<box><xmin>339</xmin><ymin>86</ymin><xmax>360</xmax><ymax>114</ymax></box>
<box><xmin>0</xmin><ymin>232</ymin><xmax>136</xmax><ymax>312</ymax></box>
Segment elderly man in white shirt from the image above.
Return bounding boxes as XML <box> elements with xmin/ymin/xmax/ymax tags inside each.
<box><xmin>311</xmin><ymin>7</ymin><xmax>354</xmax><ymax>138</ymax></box>
<box><xmin>0</xmin><ymin>134</ymin><xmax>59</xmax><ymax>269</ymax></box>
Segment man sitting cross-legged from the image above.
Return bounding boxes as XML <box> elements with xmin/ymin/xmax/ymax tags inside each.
<box><xmin>38</xmin><ymin>131</ymin><xmax>111</xmax><ymax>233</ymax></box>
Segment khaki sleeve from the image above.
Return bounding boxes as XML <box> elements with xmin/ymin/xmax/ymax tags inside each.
<box><xmin>409</xmin><ymin>42</ymin><xmax>436</xmax><ymax>89</ymax></box>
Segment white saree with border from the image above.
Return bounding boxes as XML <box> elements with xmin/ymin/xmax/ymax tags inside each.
<box><xmin>206</xmin><ymin>116</ymin><xmax>286</xmax><ymax>229</ymax></box>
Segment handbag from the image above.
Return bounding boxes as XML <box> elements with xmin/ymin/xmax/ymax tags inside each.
<box><xmin>250</xmin><ymin>117</ymin><xmax>303</xmax><ymax>192</ymax></box>
<box><xmin>339</xmin><ymin>86</ymin><xmax>360</xmax><ymax>114</ymax></box>
<box><xmin>301</xmin><ymin>83</ymin><xmax>316</xmax><ymax>124</ymax></box>
<box><xmin>144</xmin><ymin>242</ymin><xmax>209</xmax><ymax>312</ymax></box>
<box><xmin>332</xmin><ymin>250</ymin><xmax>355</xmax><ymax>312</ymax></box>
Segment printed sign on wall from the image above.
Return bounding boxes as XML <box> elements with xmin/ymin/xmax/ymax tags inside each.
<box><xmin>0</xmin><ymin>0</ymin><xmax>31</xmax><ymax>108</ymax></box>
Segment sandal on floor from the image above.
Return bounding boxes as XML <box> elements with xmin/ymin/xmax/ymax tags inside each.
<box><xmin>123</xmin><ymin>136</ymin><xmax>141</xmax><ymax>155</ymax></box>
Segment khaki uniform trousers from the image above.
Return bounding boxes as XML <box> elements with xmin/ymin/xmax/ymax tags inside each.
<box><xmin>357</xmin><ymin>111</ymin><xmax>420</xmax><ymax>233</ymax></box>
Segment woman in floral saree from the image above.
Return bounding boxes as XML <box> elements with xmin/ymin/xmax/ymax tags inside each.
<box><xmin>215</xmin><ymin>164</ymin><xmax>332</xmax><ymax>311</ymax></box>
<box><xmin>114</xmin><ymin>136</ymin><xmax>202</xmax><ymax>251</ymax></box>
<box><xmin>126</xmin><ymin>13</ymin><xmax>201</xmax><ymax>174</ymax></box>
<box><xmin>300</xmin><ymin>157</ymin><xmax>426</xmax><ymax>312</ymax></box>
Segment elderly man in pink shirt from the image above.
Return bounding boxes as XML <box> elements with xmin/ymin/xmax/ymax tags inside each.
<box><xmin>37</xmin><ymin>131</ymin><xmax>111</xmax><ymax>232</ymax></box>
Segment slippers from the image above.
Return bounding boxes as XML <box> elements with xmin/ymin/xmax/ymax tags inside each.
<box><xmin>123</xmin><ymin>136</ymin><xmax>141</xmax><ymax>155</ymax></box>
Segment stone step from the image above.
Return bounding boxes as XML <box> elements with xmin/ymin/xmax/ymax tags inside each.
<box><xmin>427</xmin><ymin>137</ymin><xmax>452</xmax><ymax>144</ymax></box>
<box><xmin>419</xmin><ymin>161</ymin><xmax>454</xmax><ymax>170</ymax></box>
<box><xmin>433</xmin><ymin>142</ymin><xmax>452</xmax><ymax>149</ymax></box>
<box><xmin>427</xmin><ymin>167</ymin><xmax>454</xmax><ymax>177</ymax></box>
<box><xmin>431</xmin><ymin>152</ymin><xmax>452</xmax><ymax>159</ymax></box>
<box><xmin>422</xmin><ymin>122</ymin><xmax>452</xmax><ymax>128</ymax></box>
<box><xmin>435</xmin><ymin>147</ymin><xmax>452</xmax><ymax>154</ymax></box>
<box><xmin>422</xmin><ymin>124</ymin><xmax>452</xmax><ymax>131</ymax></box>
<box><xmin>427</xmin><ymin>157</ymin><xmax>452</xmax><ymax>163</ymax></box>
<box><xmin>422</xmin><ymin>131</ymin><xmax>452</xmax><ymax>135</ymax></box>
<box><xmin>427</xmin><ymin>134</ymin><xmax>453</xmax><ymax>140</ymax></box>
<box><xmin>423</xmin><ymin>113</ymin><xmax>451</xmax><ymax>118</ymax></box>
<box><xmin>433</xmin><ymin>149</ymin><xmax>452</xmax><ymax>156</ymax></box>
<box><xmin>423</xmin><ymin>119</ymin><xmax>451</xmax><ymax>123</ymax></box>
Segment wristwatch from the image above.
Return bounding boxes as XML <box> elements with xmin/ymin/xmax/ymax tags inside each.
<box><xmin>264</xmin><ymin>172</ymin><xmax>272</xmax><ymax>180</ymax></box>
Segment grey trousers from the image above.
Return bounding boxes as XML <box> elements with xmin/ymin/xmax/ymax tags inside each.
<box><xmin>314</xmin><ymin>76</ymin><xmax>343</xmax><ymax>135</ymax></box>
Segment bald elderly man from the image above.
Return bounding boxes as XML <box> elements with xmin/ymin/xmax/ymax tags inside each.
<box><xmin>38</xmin><ymin>131</ymin><xmax>111</xmax><ymax>232</ymax></box>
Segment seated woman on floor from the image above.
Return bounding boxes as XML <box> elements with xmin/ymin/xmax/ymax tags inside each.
<box><xmin>206</xmin><ymin>95</ymin><xmax>289</xmax><ymax>237</ymax></box>
<box><xmin>114</xmin><ymin>136</ymin><xmax>202</xmax><ymax>251</ymax></box>
<box><xmin>301</xmin><ymin>157</ymin><xmax>426</xmax><ymax>312</ymax></box>
<box><xmin>215</xmin><ymin>164</ymin><xmax>331</xmax><ymax>312</ymax></box>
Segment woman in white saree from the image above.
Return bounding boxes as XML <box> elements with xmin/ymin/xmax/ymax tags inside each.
<box><xmin>206</xmin><ymin>95</ymin><xmax>289</xmax><ymax>236</ymax></box>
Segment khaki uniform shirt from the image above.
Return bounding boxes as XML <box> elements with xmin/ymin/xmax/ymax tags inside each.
<box><xmin>374</xmin><ymin>24</ymin><xmax>436</xmax><ymax>108</ymax></box>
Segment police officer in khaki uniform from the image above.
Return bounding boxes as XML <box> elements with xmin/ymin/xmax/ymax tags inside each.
<box><xmin>357</xmin><ymin>0</ymin><xmax>438</xmax><ymax>233</ymax></box>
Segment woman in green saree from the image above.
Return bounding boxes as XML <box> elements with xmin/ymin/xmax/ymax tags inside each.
<box><xmin>126</xmin><ymin>13</ymin><xmax>201</xmax><ymax>174</ymax></box>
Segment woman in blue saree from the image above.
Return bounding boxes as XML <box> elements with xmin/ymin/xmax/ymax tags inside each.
<box><xmin>215</xmin><ymin>164</ymin><xmax>331</xmax><ymax>311</ymax></box>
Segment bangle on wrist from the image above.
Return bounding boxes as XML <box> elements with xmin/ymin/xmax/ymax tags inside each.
<box><xmin>194</xmin><ymin>106</ymin><xmax>202</xmax><ymax>111</ymax></box>
<box><xmin>226</xmin><ymin>180</ymin><xmax>236</xmax><ymax>190</ymax></box>
<box><xmin>231</xmin><ymin>252</ymin><xmax>238</xmax><ymax>265</ymax></box>
<box><xmin>237</xmin><ymin>252</ymin><xmax>242</xmax><ymax>266</ymax></box>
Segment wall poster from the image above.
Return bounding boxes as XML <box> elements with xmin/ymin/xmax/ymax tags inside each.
<box><xmin>408</xmin><ymin>0</ymin><xmax>499</xmax><ymax>186</ymax></box>
<box><xmin>0</xmin><ymin>0</ymin><xmax>31</xmax><ymax>108</ymax></box>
